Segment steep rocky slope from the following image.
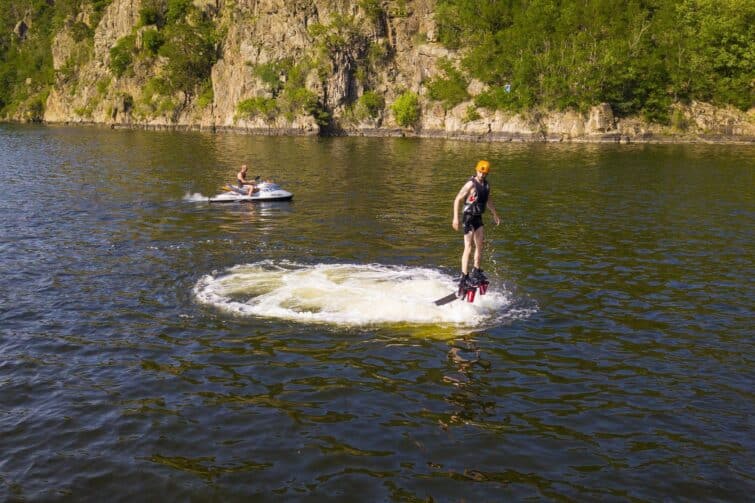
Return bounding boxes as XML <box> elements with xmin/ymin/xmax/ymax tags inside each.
<box><xmin>37</xmin><ymin>0</ymin><xmax>755</xmax><ymax>141</ymax></box>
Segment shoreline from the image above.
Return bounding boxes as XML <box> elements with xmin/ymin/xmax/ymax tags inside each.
<box><xmin>4</xmin><ymin>119</ymin><xmax>754</xmax><ymax>145</ymax></box>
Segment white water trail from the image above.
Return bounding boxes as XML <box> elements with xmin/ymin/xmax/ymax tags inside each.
<box><xmin>183</xmin><ymin>192</ymin><xmax>209</xmax><ymax>202</ymax></box>
<box><xmin>194</xmin><ymin>261</ymin><xmax>533</xmax><ymax>327</ymax></box>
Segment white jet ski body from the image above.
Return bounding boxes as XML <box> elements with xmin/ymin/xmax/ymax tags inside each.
<box><xmin>209</xmin><ymin>182</ymin><xmax>293</xmax><ymax>203</ymax></box>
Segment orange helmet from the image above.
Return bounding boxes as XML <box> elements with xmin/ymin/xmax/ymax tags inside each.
<box><xmin>476</xmin><ymin>160</ymin><xmax>490</xmax><ymax>174</ymax></box>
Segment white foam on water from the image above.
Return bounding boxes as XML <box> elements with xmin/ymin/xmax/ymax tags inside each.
<box><xmin>183</xmin><ymin>192</ymin><xmax>209</xmax><ymax>202</ymax></box>
<box><xmin>194</xmin><ymin>261</ymin><xmax>531</xmax><ymax>327</ymax></box>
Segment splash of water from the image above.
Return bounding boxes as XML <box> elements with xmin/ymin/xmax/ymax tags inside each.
<box><xmin>183</xmin><ymin>192</ymin><xmax>208</xmax><ymax>202</ymax></box>
<box><xmin>193</xmin><ymin>261</ymin><xmax>534</xmax><ymax>327</ymax></box>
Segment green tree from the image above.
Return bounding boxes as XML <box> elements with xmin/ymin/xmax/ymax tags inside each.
<box><xmin>391</xmin><ymin>91</ymin><xmax>420</xmax><ymax>127</ymax></box>
<box><xmin>158</xmin><ymin>23</ymin><xmax>216</xmax><ymax>95</ymax></box>
<box><xmin>436</xmin><ymin>0</ymin><xmax>754</xmax><ymax>116</ymax></box>
<box><xmin>109</xmin><ymin>35</ymin><xmax>135</xmax><ymax>77</ymax></box>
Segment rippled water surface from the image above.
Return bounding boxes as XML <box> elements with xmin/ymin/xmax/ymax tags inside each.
<box><xmin>1</xmin><ymin>125</ymin><xmax>753</xmax><ymax>500</ymax></box>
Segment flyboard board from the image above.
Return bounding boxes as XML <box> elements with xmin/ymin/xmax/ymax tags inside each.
<box><xmin>434</xmin><ymin>276</ymin><xmax>490</xmax><ymax>306</ymax></box>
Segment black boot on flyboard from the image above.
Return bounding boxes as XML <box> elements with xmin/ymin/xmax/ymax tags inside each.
<box><xmin>470</xmin><ymin>267</ymin><xmax>489</xmax><ymax>296</ymax></box>
<box><xmin>457</xmin><ymin>273</ymin><xmax>477</xmax><ymax>303</ymax></box>
<box><xmin>434</xmin><ymin>270</ymin><xmax>490</xmax><ymax>306</ymax></box>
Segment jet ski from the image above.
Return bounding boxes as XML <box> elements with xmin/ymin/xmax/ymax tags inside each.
<box><xmin>209</xmin><ymin>181</ymin><xmax>293</xmax><ymax>203</ymax></box>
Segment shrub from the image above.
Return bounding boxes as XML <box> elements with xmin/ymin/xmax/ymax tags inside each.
<box><xmin>358</xmin><ymin>0</ymin><xmax>384</xmax><ymax>23</ymax></box>
<box><xmin>166</xmin><ymin>0</ymin><xmax>192</xmax><ymax>23</ymax></box>
<box><xmin>391</xmin><ymin>91</ymin><xmax>420</xmax><ymax>127</ymax></box>
<box><xmin>90</xmin><ymin>0</ymin><xmax>113</xmax><ymax>27</ymax></box>
<box><xmin>474</xmin><ymin>85</ymin><xmax>518</xmax><ymax>112</ymax></box>
<box><xmin>139</xmin><ymin>0</ymin><xmax>166</xmax><ymax>27</ymax></box>
<box><xmin>367</xmin><ymin>40</ymin><xmax>389</xmax><ymax>67</ymax></box>
<box><xmin>143</xmin><ymin>77</ymin><xmax>171</xmax><ymax>100</ymax></box>
<box><xmin>28</xmin><ymin>93</ymin><xmax>47</xmax><ymax>122</ymax></box>
<box><xmin>196</xmin><ymin>81</ymin><xmax>213</xmax><ymax>109</ymax></box>
<box><xmin>157</xmin><ymin>97</ymin><xmax>174</xmax><ymax>114</ymax></box>
<box><xmin>96</xmin><ymin>77</ymin><xmax>111</xmax><ymax>95</ymax></box>
<box><xmin>251</xmin><ymin>59</ymin><xmax>292</xmax><ymax>95</ymax></box>
<box><xmin>464</xmin><ymin>105</ymin><xmax>481</xmax><ymax>123</ymax></box>
<box><xmin>142</xmin><ymin>29</ymin><xmax>165</xmax><ymax>55</ymax></box>
<box><xmin>426</xmin><ymin>58</ymin><xmax>469</xmax><ymax>111</ymax></box>
<box><xmin>109</xmin><ymin>35</ymin><xmax>135</xmax><ymax>77</ymax></box>
<box><xmin>237</xmin><ymin>97</ymin><xmax>277</xmax><ymax>120</ymax></box>
<box><xmin>280</xmin><ymin>87</ymin><xmax>319</xmax><ymax>117</ymax></box>
<box><xmin>358</xmin><ymin>90</ymin><xmax>384</xmax><ymax>118</ymax></box>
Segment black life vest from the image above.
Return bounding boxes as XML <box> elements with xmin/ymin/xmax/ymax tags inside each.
<box><xmin>463</xmin><ymin>176</ymin><xmax>489</xmax><ymax>216</ymax></box>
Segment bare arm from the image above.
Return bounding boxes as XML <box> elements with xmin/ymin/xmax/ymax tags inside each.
<box><xmin>451</xmin><ymin>181</ymin><xmax>474</xmax><ymax>231</ymax></box>
<box><xmin>237</xmin><ymin>173</ymin><xmax>254</xmax><ymax>185</ymax></box>
<box><xmin>486</xmin><ymin>198</ymin><xmax>501</xmax><ymax>226</ymax></box>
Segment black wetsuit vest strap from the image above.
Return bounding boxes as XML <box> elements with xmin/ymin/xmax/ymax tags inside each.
<box><xmin>464</xmin><ymin>176</ymin><xmax>489</xmax><ymax>215</ymax></box>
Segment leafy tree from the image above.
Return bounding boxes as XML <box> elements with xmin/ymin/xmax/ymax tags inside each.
<box><xmin>436</xmin><ymin>0</ymin><xmax>754</xmax><ymax>115</ymax></box>
<box><xmin>391</xmin><ymin>91</ymin><xmax>420</xmax><ymax>127</ymax></box>
<box><xmin>109</xmin><ymin>35</ymin><xmax>135</xmax><ymax>77</ymax></box>
<box><xmin>158</xmin><ymin>22</ymin><xmax>216</xmax><ymax>95</ymax></box>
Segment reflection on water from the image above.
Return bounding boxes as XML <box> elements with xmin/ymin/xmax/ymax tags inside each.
<box><xmin>443</xmin><ymin>337</ymin><xmax>496</xmax><ymax>427</ymax></box>
<box><xmin>0</xmin><ymin>125</ymin><xmax>753</xmax><ymax>500</ymax></box>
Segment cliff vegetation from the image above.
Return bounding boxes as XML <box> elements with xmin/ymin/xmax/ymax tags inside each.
<box><xmin>1</xmin><ymin>0</ymin><xmax>753</xmax><ymax>141</ymax></box>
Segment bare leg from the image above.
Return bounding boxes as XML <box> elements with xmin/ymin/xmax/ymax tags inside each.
<box><xmin>461</xmin><ymin>231</ymin><xmax>474</xmax><ymax>275</ymax></box>
<box><xmin>472</xmin><ymin>226</ymin><xmax>485</xmax><ymax>269</ymax></box>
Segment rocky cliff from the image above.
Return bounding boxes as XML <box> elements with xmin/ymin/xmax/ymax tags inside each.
<box><xmin>35</xmin><ymin>0</ymin><xmax>755</xmax><ymax>142</ymax></box>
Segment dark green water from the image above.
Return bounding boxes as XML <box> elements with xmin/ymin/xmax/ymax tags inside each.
<box><xmin>0</xmin><ymin>124</ymin><xmax>753</xmax><ymax>500</ymax></box>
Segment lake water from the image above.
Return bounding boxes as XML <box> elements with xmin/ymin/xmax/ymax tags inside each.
<box><xmin>1</xmin><ymin>125</ymin><xmax>753</xmax><ymax>500</ymax></box>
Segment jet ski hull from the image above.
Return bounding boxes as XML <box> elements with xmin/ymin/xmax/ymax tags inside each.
<box><xmin>209</xmin><ymin>183</ymin><xmax>293</xmax><ymax>203</ymax></box>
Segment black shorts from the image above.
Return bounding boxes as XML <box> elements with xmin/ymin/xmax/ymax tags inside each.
<box><xmin>463</xmin><ymin>213</ymin><xmax>483</xmax><ymax>234</ymax></box>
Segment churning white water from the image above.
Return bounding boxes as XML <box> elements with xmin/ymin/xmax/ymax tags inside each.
<box><xmin>193</xmin><ymin>261</ymin><xmax>527</xmax><ymax>327</ymax></box>
<box><xmin>183</xmin><ymin>192</ymin><xmax>209</xmax><ymax>202</ymax></box>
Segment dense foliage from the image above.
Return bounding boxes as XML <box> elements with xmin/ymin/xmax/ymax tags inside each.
<box><xmin>358</xmin><ymin>91</ymin><xmax>385</xmax><ymax>119</ymax></box>
<box><xmin>0</xmin><ymin>0</ymin><xmax>115</xmax><ymax>118</ymax></box>
<box><xmin>1</xmin><ymin>0</ymin><xmax>751</xmax><ymax>124</ymax></box>
<box><xmin>133</xmin><ymin>0</ymin><xmax>218</xmax><ymax>98</ymax></box>
<box><xmin>426</xmin><ymin>58</ymin><xmax>470</xmax><ymax>111</ymax></box>
<box><xmin>435</xmin><ymin>0</ymin><xmax>754</xmax><ymax>121</ymax></box>
<box><xmin>391</xmin><ymin>91</ymin><xmax>421</xmax><ymax>127</ymax></box>
<box><xmin>237</xmin><ymin>59</ymin><xmax>329</xmax><ymax>126</ymax></box>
